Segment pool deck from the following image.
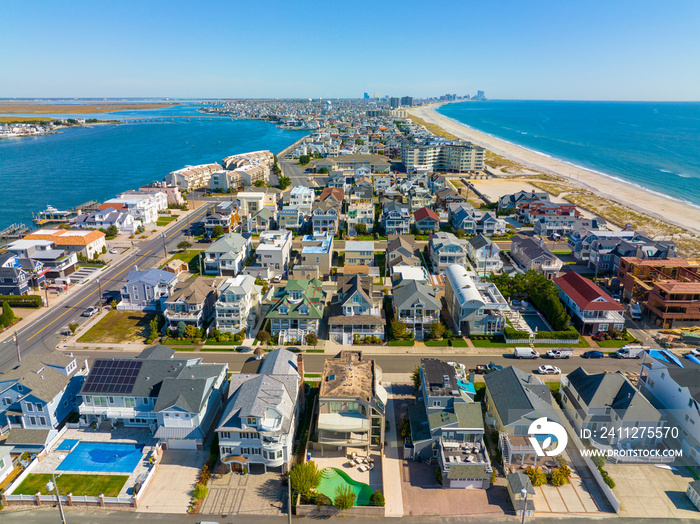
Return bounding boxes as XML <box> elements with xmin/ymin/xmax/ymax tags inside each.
<box><xmin>31</xmin><ymin>427</ymin><xmax>157</xmax><ymax>497</ymax></box>
<box><xmin>307</xmin><ymin>446</ymin><xmax>383</xmax><ymax>495</ymax></box>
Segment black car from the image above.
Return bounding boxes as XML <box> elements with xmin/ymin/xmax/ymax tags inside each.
<box><xmin>582</xmin><ymin>350</ymin><xmax>605</xmax><ymax>359</ymax></box>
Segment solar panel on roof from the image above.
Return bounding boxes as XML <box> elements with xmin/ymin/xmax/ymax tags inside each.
<box><xmin>83</xmin><ymin>360</ymin><xmax>143</xmax><ymax>394</ymax></box>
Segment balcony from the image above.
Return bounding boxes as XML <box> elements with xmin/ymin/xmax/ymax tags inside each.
<box><xmin>318</xmin><ymin>413</ymin><xmax>369</xmax><ymax>432</ymax></box>
<box><xmin>79</xmin><ymin>405</ymin><xmax>143</xmax><ymax>418</ymax></box>
<box><xmin>399</xmin><ymin>316</ymin><xmax>439</xmax><ymax>325</ymax></box>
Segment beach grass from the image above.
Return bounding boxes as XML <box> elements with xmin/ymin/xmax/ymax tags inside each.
<box><xmin>0</xmin><ymin>116</ymin><xmax>54</xmax><ymax>123</ymax></box>
<box><xmin>408</xmin><ymin>114</ymin><xmax>458</xmax><ymax>141</ymax></box>
<box><xmin>14</xmin><ymin>474</ymin><xmax>128</xmax><ymax>497</ymax></box>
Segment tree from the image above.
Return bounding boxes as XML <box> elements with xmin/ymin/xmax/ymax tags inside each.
<box><xmin>149</xmin><ymin>316</ymin><xmax>160</xmax><ymax>339</ymax></box>
<box><xmin>305</xmin><ymin>332</ymin><xmax>318</xmax><ymax>346</ymax></box>
<box><xmin>523</xmin><ymin>466</ymin><xmax>546</xmax><ymax>487</ymax></box>
<box><xmin>105</xmin><ymin>224</ymin><xmax>119</xmax><ymax>238</ymax></box>
<box><xmin>334</xmin><ymin>484</ymin><xmax>356</xmax><ymax>510</ymax></box>
<box><xmin>256</xmin><ymin>330</ymin><xmax>271</xmax><ymax>343</ymax></box>
<box><xmin>278</xmin><ymin>176</ymin><xmax>291</xmax><ymax>190</ymax></box>
<box><xmin>184</xmin><ymin>325</ymin><xmax>197</xmax><ymax>339</ymax></box>
<box><xmin>400</xmin><ymin>417</ymin><xmax>411</xmax><ymax>440</ymax></box>
<box><xmin>253</xmin><ymin>180</ymin><xmax>265</xmax><ymax>187</ymax></box>
<box><xmin>318</xmin><ymin>167</ymin><xmax>328</xmax><ymax>174</ymax></box>
<box><xmin>298</xmin><ymin>155</ymin><xmax>311</xmax><ymax>166</ymax></box>
<box><xmin>390</xmin><ymin>319</ymin><xmax>408</xmax><ymax>339</ymax></box>
<box><xmin>177</xmin><ymin>321</ymin><xmax>186</xmax><ymax>338</ymax></box>
<box><xmin>354</xmin><ymin>223</ymin><xmax>368</xmax><ymax>236</ymax></box>
<box><xmin>211</xmin><ymin>225</ymin><xmax>225</xmax><ymax>239</ymax></box>
<box><xmin>0</xmin><ymin>302</ymin><xmax>15</xmax><ymax>327</ymax></box>
<box><xmin>193</xmin><ymin>483</ymin><xmax>208</xmax><ymax>499</ymax></box>
<box><xmin>68</xmin><ymin>322</ymin><xmax>79</xmax><ymax>335</ymax></box>
<box><xmin>429</xmin><ymin>322</ymin><xmax>446</xmax><ymax>341</ymax></box>
<box><xmin>289</xmin><ymin>461</ymin><xmax>322</xmax><ymax>496</ymax></box>
<box><xmin>177</xmin><ymin>240</ymin><xmax>191</xmax><ymax>251</ymax></box>
<box><xmin>411</xmin><ymin>365</ymin><xmax>421</xmax><ymax>390</ymax></box>
<box><xmin>369</xmin><ymin>489</ymin><xmax>385</xmax><ymax>507</ymax></box>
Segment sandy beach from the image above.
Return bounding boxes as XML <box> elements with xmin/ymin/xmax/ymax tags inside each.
<box><xmin>408</xmin><ymin>103</ymin><xmax>700</xmax><ymax>236</ymax></box>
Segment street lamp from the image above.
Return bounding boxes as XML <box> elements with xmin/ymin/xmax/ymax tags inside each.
<box><xmin>160</xmin><ymin>233</ymin><xmax>167</xmax><ymax>260</ymax></box>
<box><xmin>46</xmin><ymin>473</ymin><xmax>66</xmax><ymax>524</ymax></box>
<box><xmin>521</xmin><ymin>483</ymin><xmax>530</xmax><ymax>524</ymax></box>
<box><xmin>96</xmin><ymin>278</ymin><xmax>102</xmax><ymax>309</ymax></box>
<box><xmin>13</xmin><ymin>331</ymin><xmax>21</xmax><ymax>363</ymax></box>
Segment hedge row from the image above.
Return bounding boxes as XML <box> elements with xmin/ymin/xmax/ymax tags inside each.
<box><xmin>504</xmin><ymin>326</ymin><xmax>579</xmax><ymax>340</ymax></box>
<box><xmin>0</xmin><ymin>295</ymin><xmax>42</xmax><ymax>308</ymax></box>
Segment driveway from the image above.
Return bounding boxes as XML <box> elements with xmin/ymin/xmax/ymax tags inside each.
<box><xmin>138</xmin><ymin>450</ymin><xmax>206</xmax><ymax>513</ymax></box>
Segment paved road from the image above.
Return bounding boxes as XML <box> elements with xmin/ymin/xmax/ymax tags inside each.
<box><xmin>66</xmin><ymin>349</ymin><xmax>645</xmax><ymax>377</ymax></box>
<box><xmin>0</xmin><ymin>202</ymin><xmax>214</xmax><ymax>373</ymax></box>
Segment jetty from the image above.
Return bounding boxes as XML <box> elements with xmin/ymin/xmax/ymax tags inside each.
<box><xmin>0</xmin><ymin>223</ymin><xmax>30</xmax><ymax>240</ymax></box>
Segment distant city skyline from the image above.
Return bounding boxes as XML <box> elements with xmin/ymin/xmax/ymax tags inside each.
<box><xmin>1</xmin><ymin>0</ymin><xmax>699</xmax><ymax>101</ymax></box>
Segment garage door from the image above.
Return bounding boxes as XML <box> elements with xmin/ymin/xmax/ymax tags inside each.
<box><xmin>450</xmin><ymin>479</ymin><xmax>483</xmax><ymax>489</ymax></box>
<box><xmin>167</xmin><ymin>439</ymin><xmax>198</xmax><ymax>450</ymax></box>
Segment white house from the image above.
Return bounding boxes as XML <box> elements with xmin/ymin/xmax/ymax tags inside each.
<box><xmin>215</xmin><ymin>274</ymin><xmax>263</xmax><ymax>336</ymax></box>
<box><xmin>430</xmin><ymin>232</ymin><xmax>468</xmax><ymax>274</ymax></box>
<box><xmin>118</xmin><ymin>268</ymin><xmax>178</xmax><ymax>311</ymax></box>
<box><xmin>467</xmin><ymin>234</ymin><xmax>503</xmax><ymax>275</ymax></box>
<box><xmin>74</xmin><ymin>208</ymin><xmax>140</xmax><ymax>235</ymax></box>
<box><xmin>289</xmin><ymin>186</ymin><xmax>315</xmax><ymax>214</ymax></box>
<box><xmin>99</xmin><ymin>196</ymin><xmax>160</xmax><ymax>224</ymax></box>
<box><xmin>255</xmin><ymin>230</ymin><xmax>293</xmax><ymax>278</ymax></box>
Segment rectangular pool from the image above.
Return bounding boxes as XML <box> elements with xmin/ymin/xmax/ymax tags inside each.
<box><xmin>57</xmin><ymin>442</ymin><xmax>144</xmax><ymax>474</ymax></box>
<box><xmin>521</xmin><ymin>312</ymin><xmax>551</xmax><ymax>332</ymax></box>
<box><xmin>56</xmin><ymin>439</ymin><xmax>79</xmax><ymax>451</ymax></box>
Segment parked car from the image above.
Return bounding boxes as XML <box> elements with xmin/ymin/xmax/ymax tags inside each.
<box><xmin>474</xmin><ymin>362</ymin><xmax>504</xmax><ymax>374</ymax></box>
<box><xmin>615</xmin><ymin>344</ymin><xmax>648</xmax><ymax>359</ymax></box>
<box><xmin>546</xmin><ymin>349</ymin><xmax>573</xmax><ymax>359</ymax></box>
<box><xmin>537</xmin><ymin>365</ymin><xmax>561</xmax><ymax>375</ymax></box>
<box><xmin>514</xmin><ymin>347</ymin><xmax>539</xmax><ymax>359</ymax></box>
<box><xmin>82</xmin><ymin>306</ymin><xmax>99</xmax><ymax>317</ymax></box>
<box><xmin>582</xmin><ymin>350</ymin><xmax>605</xmax><ymax>359</ymax></box>
<box><xmin>271</xmin><ymin>274</ymin><xmax>282</xmax><ymax>283</ymax></box>
<box><xmin>109</xmin><ymin>248</ymin><xmax>118</xmax><ymax>254</ymax></box>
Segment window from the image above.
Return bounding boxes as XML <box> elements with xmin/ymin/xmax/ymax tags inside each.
<box><xmin>29</xmin><ymin>417</ymin><xmax>36</xmax><ymax>425</ymax></box>
<box><xmin>39</xmin><ymin>417</ymin><xmax>46</xmax><ymax>426</ymax></box>
<box><xmin>85</xmin><ymin>396</ymin><xmax>91</xmax><ymax>403</ymax></box>
<box><xmin>63</xmin><ymin>400</ymin><xmax>68</xmax><ymax>407</ymax></box>
<box><xmin>36</xmin><ymin>404</ymin><xmax>43</xmax><ymax>412</ymax></box>
<box><xmin>17</xmin><ymin>385</ymin><xmax>22</xmax><ymax>392</ymax></box>
<box><xmin>108</xmin><ymin>397</ymin><xmax>114</xmax><ymax>404</ymax></box>
<box><xmin>26</xmin><ymin>403</ymin><xmax>33</xmax><ymax>412</ymax></box>
<box><xmin>220</xmin><ymin>432</ymin><xmax>230</xmax><ymax>439</ymax></box>
<box><xmin>246</xmin><ymin>417</ymin><xmax>257</xmax><ymax>426</ymax></box>
<box><xmin>125</xmin><ymin>398</ymin><xmax>135</xmax><ymax>407</ymax></box>
<box><xmin>3</xmin><ymin>397</ymin><xmax>10</xmax><ymax>406</ymax></box>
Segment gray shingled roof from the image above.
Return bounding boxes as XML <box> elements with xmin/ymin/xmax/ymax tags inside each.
<box><xmin>393</xmin><ymin>279</ymin><xmax>441</xmax><ymax>310</ymax></box>
<box><xmin>0</xmin><ymin>353</ymin><xmax>76</xmax><ymax>402</ymax></box>
<box><xmin>5</xmin><ymin>428</ymin><xmax>51</xmax><ymax>446</ymax></box>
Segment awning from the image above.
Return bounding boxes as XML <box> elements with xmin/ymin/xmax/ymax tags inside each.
<box><xmin>222</xmin><ymin>455</ymin><xmax>247</xmax><ymax>464</ymax></box>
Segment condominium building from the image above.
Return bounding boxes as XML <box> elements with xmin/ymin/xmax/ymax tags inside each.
<box><xmin>256</xmin><ymin>230</ymin><xmax>293</xmax><ymax>278</ymax></box>
<box><xmin>215</xmin><ymin>274</ymin><xmax>263</xmax><ymax>336</ymax></box>
<box><xmin>402</xmin><ymin>142</ymin><xmax>485</xmax><ymax>173</ymax></box>
<box><xmin>290</xmin><ymin>186</ymin><xmax>315</xmax><ymax>214</ymax></box>
<box><xmin>165</xmin><ymin>163</ymin><xmax>221</xmax><ymax>191</ymax></box>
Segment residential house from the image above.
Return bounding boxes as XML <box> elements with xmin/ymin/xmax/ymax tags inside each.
<box><xmin>117</xmin><ymin>190</ymin><xmax>168</xmax><ymax>213</ymax></box>
<box><xmin>118</xmin><ymin>268</ymin><xmax>178</xmax><ymax>311</ymax></box>
<box><xmin>476</xmin><ymin>212</ymin><xmax>507</xmax><ymax>237</ymax></box>
<box><xmin>347</xmin><ymin>202</ymin><xmax>374</xmax><ymax>236</ymax></box>
<box><xmin>203</xmin><ymin>233</ymin><xmax>252</xmax><ymax>276</ymax></box>
<box><xmin>0</xmin><ymin>353</ymin><xmax>89</xmax><ymax>453</ymax></box>
<box><xmin>0</xmin><ymin>253</ymin><xmax>30</xmax><ymax>295</ymax></box>
<box><xmin>248</xmin><ymin>208</ymin><xmax>276</xmax><ymax>234</ymax></box>
<box><xmin>444</xmin><ymin>265</ymin><xmax>508</xmax><ymax>336</ymax></box>
<box><xmin>165</xmin><ymin>163</ymin><xmax>221</xmax><ymax>191</ymax></box>
<box><xmin>430</xmin><ymin>232</ymin><xmax>468</xmax><ymax>274</ymax></box>
<box><xmin>99</xmin><ymin>195</ymin><xmax>160</xmax><ymax>224</ymax></box>
<box><xmin>484</xmin><ymin>366</ymin><xmax>561</xmax><ymax>470</ymax></box>
<box><xmin>532</xmin><ymin>215</ymin><xmax>596</xmax><ymax>238</ymax></box>
<box><xmin>74</xmin><ymin>208</ymin><xmax>140</xmax><ymax>235</ymax></box>
<box><xmin>435</xmin><ymin>187</ymin><xmax>467</xmax><ymax>210</ymax></box>
<box><xmin>290</xmin><ymin>186</ymin><xmax>315</xmax><ymax>214</ymax></box>
<box><xmin>590</xmin><ymin>234</ymin><xmax>677</xmax><ymax>276</ymax></box>
<box><xmin>510</xmin><ymin>235</ymin><xmax>563</xmax><ymax>280</ymax></box>
<box><xmin>255</xmin><ymin>230</ymin><xmax>293</xmax><ymax>278</ymax></box>
<box><xmin>204</xmin><ymin>201</ymin><xmax>239</xmax><ymax>237</ymax></box>
<box><xmin>319</xmin><ymin>187</ymin><xmax>344</xmax><ymax>205</ymax></box>
<box><xmin>386</xmin><ymin>235</ymin><xmax>421</xmax><ymax>273</ymax></box>
<box><xmin>639</xmin><ymin>352</ymin><xmax>700</xmax><ymax>469</ymax></box>
<box><xmin>348</xmin><ymin>185</ymin><xmax>373</xmax><ymax>205</ymax></box>
<box><xmin>277</xmin><ymin>206</ymin><xmax>304</xmax><ymax>231</ymax></box>
<box><xmin>215</xmin><ymin>274</ymin><xmax>263</xmax><ymax>336</ymax></box>
<box><xmin>328</xmin><ymin>274</ymin><xmax>385</xmax><ymax>345</ymax></box>
<box><xmin>344</xmin><ymin>241</ymin><xmax>375</xmax><ymax>272</ymax></box>
<box><xmin>429</xmin><ymin>174</ymin><xmax>447</xmax><ymax>193</ymax></box>
<box><xmin>449</xmin><ymin>205</ymin><xmax>477</xmax><ymax>236</ymax></box>
<box><xmin>374</xmin><ymin>175</ymin><xmax>392</xmax><ymax>192</ymax></box>
<box><xmin>311</xmin><ymin>202</ymin><xmax>340</xmax><ymax>236</ymax></box>
<box><xmin>393</xmin><ymin>279</ymin><xmax>442</xmax><ymax>340</ymax></box>
<box><xmin>516</xmin><ymin>201</ymin><xmax>579</xmax><ymax>224</ymax></box>
<box><xmin>24</xmin><ymin>229</ymin><xmax>106</xmax><ymax>260</ymax></box>
<box><xmin>217</xmin><ymin>348</ymin><xmax>301</xmax><ymax>473</ymax></box>
<box><xmin>382</xmin><ymin>201</ymin><xmax>411</xmax><ymax>235</ymax></box>
<box><xmin>300</xmin><ymin>233</ymin><xmax>333</xmax><ymax>277</ymax></box>
<box><xmin>413</xmin><ymin>207</ymin><xmax>440</xmax><ymax>233</ymax></box>
<box><xmin>407</xmin><ymin>186</ymin><xmax>434</xmax><ymax>212</ymax></box>
<box><xmin>498</xmin><ymin>190</ymin><xmax>549</xmax><ymax>213</ymax></box>
<box><xmin>328</xmin><ymin>171</ymin><xmax>351</xmax><ymax>193</ymax></box>
<box><xmin>568</xmin><ymin>228</ymin><xmax>638</xmax><ymax>263</ymax></box>
<box><xmin>79</xmin><ymin>345</ymin><xmax>228</xmax><ymax>450</ymax></box>
<box><xmin>6</xmin><ymin>239</ymin><xmax>78</xmax><ymax>281</ymax></box>
<box><xmin>265</xmin><ymin>279</ymin><xmax>326</xmax><ymax>344</ymax></box>
<box><xmin>163</xmin><ymin>277</ymin><xmax>219</xmax><ymax>331</ymax></box>
<box><xmin>408</xmin><ymin>358</ymin><xmax>492</xmax><ymax>488</ymax></box>
<box><xmin>316</xmin><ymin>351</ymin><xmax>387</xmax><ymax>452</ymax></box>
<box><xmin>554</xmin><ymin>271</ymin><xmax>625</xmax><ymax>335</ymax></box>
<box><xmin>237</xmin><ymin>192</ymin><xmax>265</xmax><ymax>216</ymax></box>
<box><xmin>467</xmin><ymin>234</ymin><xmax>503</xmax><ymax>275</ymax></box>
<box><xmin>139</xmin><ymin>181</ymin><xmax>185</xmax><ymax>206</ymax></box>
<box><xmin>561</xmin><ymin>367</ymin><xmax>662</xmax><ymax>457</ymax></box>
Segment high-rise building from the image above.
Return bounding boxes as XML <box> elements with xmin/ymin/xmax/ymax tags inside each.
<box><xmin>400</xmin><ymin>96</ymin><xmax>413</xmax><ymax>107</ymax></box>
<box><xmin>374</xmin><ymin>93</ymin><xmax>380</xmax><ymax>99</ymax></box>
<box><xmin>389</xmin><ymin>97</ymin><xmax>400</xmax><ymax>109</ymax></box>
<box><xmin>401</xmin><ymin>142</ymin><xmax>485</xmax><ymax>173</ymax></box>
<box><xmin>363</xmin><ymin>92</ymin><xmax>369</xmax><ymax>99</ymax></box>
<box><xmin>475</xmin><ymin>90</ymin><xmax>486</xmax><ymax>101</ymax></box>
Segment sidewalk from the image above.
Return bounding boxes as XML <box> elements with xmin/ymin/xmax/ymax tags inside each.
<box><xmin>382</xmin><ymin>386</ymin><xmax>404</xmax><ymax>517</ymax></box>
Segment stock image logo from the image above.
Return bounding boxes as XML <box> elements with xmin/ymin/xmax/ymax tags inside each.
<box><xmin>528</xmin><ymin>417</ymin><xmax>568</xmax><ymax>457</ymax></box>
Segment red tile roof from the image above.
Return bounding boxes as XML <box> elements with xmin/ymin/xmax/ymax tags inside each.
<box><xmin>554</xmin><ymin>272</ymin><xmax>625</xmax><ymax>311</ymax></box>
<box><xmin>414</xmin><ymin>207</ymin><xmax>439</xmax><ymax>222</ymax></box>
<box><xmin>98</xmin><ymin>202</ymin><xmax>126</xmax><ymax>210</ymax></box>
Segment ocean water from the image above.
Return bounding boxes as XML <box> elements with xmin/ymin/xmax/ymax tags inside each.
<box><xmin>0</xmin><ymin>105</ymin><xmax>307</xmax><ymax>230</ymax></box>
<box><xmin>437</xmin><ymin>100</ymin><xmax>700</xmax><ymax>208</ymax></box>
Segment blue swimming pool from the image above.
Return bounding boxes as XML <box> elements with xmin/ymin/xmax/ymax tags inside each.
<box><xmin>57</xmin><ymin>442</ymin><xmax>144</xmax><ymax>474</ymax></box>
<box><xmin>522</xmin><ymin>312</ymin><xmax>551</xmax><ymax>332</ymax></box>
<box><xmin>56</xmin><ymin>439</ymin><xmax>79</xmax><ymax>451</ymax></box>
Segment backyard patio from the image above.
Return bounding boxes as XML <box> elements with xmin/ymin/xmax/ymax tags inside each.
<box><xmin>307</xmin><ymin>446</ymin><xmax>383</xmax><ymax>494</ymax></box>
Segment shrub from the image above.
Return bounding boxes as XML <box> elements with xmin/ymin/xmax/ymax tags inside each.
<box><xmin>0</xmin><ymin>295</ymin><xmax>42</xmax><ymax>308</ymax></box>
<box><xmin>68</xmin><ymin>322</ymin><xmax>79</xmax><ymax>334</ymax></box>
<box><xmin>193</xmin><ymin>483</ymin><xmax>208</xmax><ymax>499</ymax></box>
<box><xmin>524</xmin><ymin>466</ymin><xmax>547</xmax><ymax>487</ymax></box>
<box><xmin>256</xmin><ymin>330</ymin><xmax>271</xmax><ymax>343</ymax></box>
<box><xmin>289</xmin><ymin>461</ymin><xmax>322</xmax><ymax>496</ymax></box>
<box><xmin>435</xmin><ymin>468</ymin><xmax>443</xmax><ymax>485</ymax></box>
<box><xmin>334</xmin><ymin>484</ymin><xmax>356</xmax><ymax>510</ymax></box>
<box><xmin>313</xmin><ymin>493</ymin><xmax>332</xmax><ymax>506</ymax></box>
<box><xmin>369</xmin><ymin>489</ymin><xmax>385</xmax><ymax>507</ymax></box>
<box><xmin>550</xmin><ymin>468</ymin><xmax>568</xmax><ymax>486</ymax></box>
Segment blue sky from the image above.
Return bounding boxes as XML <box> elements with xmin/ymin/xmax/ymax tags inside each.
<box><xmin>1</xmin><ymin>0</ymin><xmax>699</xmax><ymax>100</ymax></box>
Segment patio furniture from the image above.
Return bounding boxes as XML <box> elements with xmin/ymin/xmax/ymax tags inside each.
<box><xmin>351</xmin><ymin>451</ymin><xmax>357</xmax><ymax>459</ymax></box>
<box><xmin>349</xmin><ymin>460</ymin><xmax>357</xmax><ymax>467</ymax></box>
<box><xmin>359</xmin><ymin>464</ymin><xmax>369</xmax><ymax>472</ymax></box>
<box><xmin>368</xmin><ymin>463</ymin><xmax>374</xmax><ymax>470</ymax></box>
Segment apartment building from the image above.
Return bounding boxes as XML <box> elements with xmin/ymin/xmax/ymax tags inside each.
<box><xmin>290</xmin><ymin>186</ymin><xmax>315</xmax><ymax>214</ymax></box>
<box><xmin>165</xmin><ymin>163</ymin><xmax>221</xmax><ymax>191</ymax></box>
<box><xmin>402</xmin><ymin>142</ymin><xmax>485</xmax><ymax>173</ymax></box>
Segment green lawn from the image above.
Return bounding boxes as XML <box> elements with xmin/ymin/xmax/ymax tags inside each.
<box><xmin>470</xmin><ymin>337</ymin><xmax>589</xmax><ymax>348</ymax></box>
<box><xmin>424</xmin><ymin>340</ymin><xmax>447</xmax><ymax>347</ymax></box>
<box><xmin>163</xmin><ymin>250</ymin><xmax>203</xmax><ymax>273</ymax></box>
<box><xmin>552</xmin><ymin>250</ymin><xmax>572</xmax><ymax>255</ymax></box>
<box><xmin>14</xmin><ymin>474</ymin><xmax>128</xmax><ymax>497</ymax></box>
<box><xmin>78</xmin><ymin>310</ymin><xmax>154</xmax><ymax>343</ymax></box>
<box><xmin>596</xmin><ymin>337</ymin><xmax>637</xmax><ymax>348</ymax></box>
<box><xmin>450</xmin><ymin>339</ymin><xmax>469</xmax><ymax>347</ymax></box>
<box><xmin>388</xmin><ymin>340</ymin><xmax>414</xmax><ymax>346</ymax></box>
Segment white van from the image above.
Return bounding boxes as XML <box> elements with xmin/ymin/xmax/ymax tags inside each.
<box><xmin>514</xmin><ymin>347</ymin><xmax>540</xmax><ymax>359</ymax></box>
<box><xmin>629</xmin><ymin>303</ymin><xmax>642</xmax><ymax>321</ymax></box>
<box><xmin>615</xmin><ymin>344</ymin><xmax>648</xmax><ymax>359</ymax></box>
<box><xmin>546</xmin><ymin>349</ymin><xmax>574</xmax><ymax>359</ymax></box>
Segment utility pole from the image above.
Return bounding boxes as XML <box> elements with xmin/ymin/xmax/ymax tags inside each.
<box><xmin>43</xmin><ymin>283</ymin><xmax>49</xmax><ymax>307</ymax></box>
<box><xmin>160</xmin><ymin>233</ymin><xmax>167</xmax><ymax>260</ymax></box>
<box><xmin>13</xmin><ymin>331</ymin><xmax>21</xmax><ymax>362</ymax></box>
<box><xmin>286</xmin><ymin>462</ymin><xmax>292</xmax><ymax>524</ymax></box>
<box><xmin>47</xmin><ymin>473</ymin><xmax>66</xmax><ymax>524</ymax></box>
<box><xmin>96</xmin><ymin>278</ymin><xmax>102</xmax><ymax>309</ymax></box>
